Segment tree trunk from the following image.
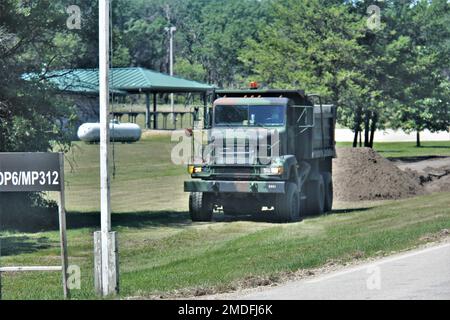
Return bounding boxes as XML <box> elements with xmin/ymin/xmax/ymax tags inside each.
<box><xmin>353</xmin><ymin>129</ymin><xmax>359</xmax><ymax>148</ymax></box>
<box><xmin>416</xmin><ymin>131</ymin><xmax>421</xmax><ymax>148</ymax></box>
<box><xmin>369</xmin><ymin>112</ymin><xmax>378</xmax><ymax>148</ymax></box>
<box><xmin>353</xmin><ymin>106</ymin><xmax>362</xmax><ymax>148</ymax></box>
<box><xmin>364</xmin><ymin>110</ymin><xmax>370</xmax><ymax>147</ymax></box>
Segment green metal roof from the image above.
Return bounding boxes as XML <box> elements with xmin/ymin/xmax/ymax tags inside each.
<box><xmin>110</xmin><ymin>67</ymin><xmax>215</xmax><ymax>93</ymax></box>
<box><xmin>25</xmin><ymin>67</ymin><xmax>214</xmax><ymax>95</ymax></box>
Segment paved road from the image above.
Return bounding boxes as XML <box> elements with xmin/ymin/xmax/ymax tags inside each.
<box><xmin>236</xmin><ymin>243</ymin><xmax>450</xmax><ymax>300</ymax></box>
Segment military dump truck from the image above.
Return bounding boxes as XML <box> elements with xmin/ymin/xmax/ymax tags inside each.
<box><xmin>184</xmin><ymin>86</ymin><xmax>336</xmax><ymax>222</ymax></box>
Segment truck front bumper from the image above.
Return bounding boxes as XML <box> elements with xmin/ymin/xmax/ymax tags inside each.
<box><xmin>184</xmin><ymin>180</ymin><xmax>286</xmax><ymax>194</ymax></box>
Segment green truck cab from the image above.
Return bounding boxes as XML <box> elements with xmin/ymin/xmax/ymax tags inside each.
<box><xmin>184</xmin><ymin>88</ymin><xmax>336</xmax><ymax>222</ymax></box>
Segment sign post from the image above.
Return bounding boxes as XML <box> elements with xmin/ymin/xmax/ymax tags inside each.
<box><xmin>58</xmin><ymin>153</ymin><xmax>70</xmax><ymax>298</ymax></box>
<box><xmin>0</xmin><ymin>152</ymin><xmax>70</xmax><ymax>299</ymax></box>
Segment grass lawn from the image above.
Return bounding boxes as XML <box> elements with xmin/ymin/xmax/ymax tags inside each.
<box><xmin>63</xmin><ymin>135</ymin><xmax>187</xmax><ymax>212</ymax></box>
<box><xmin>337</xmin><ymin>141</ymin><xmax>450</xmax><ymax>158</ymax></box>
<box><xmin>0</xmin><ymin>138</ymin><xmax>449</xmax><ymax>299</ymax></box>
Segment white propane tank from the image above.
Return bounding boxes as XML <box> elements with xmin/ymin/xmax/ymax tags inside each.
<box><xmin>77</xmin><ymin>120</ymin><xmax>142</xmax><ymax>143</ymax></box>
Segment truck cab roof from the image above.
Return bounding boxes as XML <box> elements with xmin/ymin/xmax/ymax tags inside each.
<box><xmin>215</xmin><ymin>89</ymin><xmax>306</xmax><ymax>96</ymax></box>
<box><xmin>214</xmin><ymin>97</ymin><xmax>289</xmax><ymax>106</ymax></box>
<box><xmin>214</xmin><ymin>89</ymin><xmax>311</xmax><ymax>105</ymax></box>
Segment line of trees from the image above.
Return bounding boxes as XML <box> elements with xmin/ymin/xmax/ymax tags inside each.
<box><xmin>240</xmin><ymin>0</ymin><xmax>450</xmax><ymax>147</ymax></box>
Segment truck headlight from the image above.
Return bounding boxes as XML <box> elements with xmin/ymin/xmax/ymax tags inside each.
<box><xmin>262</xmin><ymin>167</ymin><xmax>284</xmax><ymax>175</ymax></box>
<box><xmin>188</xmin><ymin>166</ymin><xmax>207</xmax><ymax>174</ymax></box>
<box><xmin>193</xmin><ymin>167</ymin><xmax>203</xmax><ymax>173</ymax></box>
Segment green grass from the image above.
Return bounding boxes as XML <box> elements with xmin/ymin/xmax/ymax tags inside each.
<box><xmin>1</xmin><ymin>138</ymin><xmax>450</xmax><ymax>299</ymax></box>
<box><xmin>1</xmin><ymin>193</ymin><xmax>449</xmax><ymax>299</ymax></box>
<box><xmin>63</xmin><ymin>136</ymin><xmax>187</xmax><ymax>212</ymax></box>
<box><xmin>337</xmin><ymin>141</ymin><xmax>450</xmax><ymax>158</ymax></box>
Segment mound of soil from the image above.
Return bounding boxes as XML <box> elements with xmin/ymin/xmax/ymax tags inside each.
<box><xmin>394</xmin><ymin>156</ymin><xmax>450</xmax><ymax>194</ymax></box>
<box><xmin>421</xmin><ymin>166</ymin><xmax>450</xmax><ymax>194</ymax></box>
<box><xmin>333</xmin><ymin>148</ymin><xmax>424</xmax><ymax>201</ymax></box>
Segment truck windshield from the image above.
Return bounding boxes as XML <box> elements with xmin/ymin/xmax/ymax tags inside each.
<box><xmin>214</xmin><ymin>105</ymin><xmax>286</xmax><ymax>127</ymax></box>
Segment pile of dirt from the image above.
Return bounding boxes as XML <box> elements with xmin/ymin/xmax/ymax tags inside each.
<box><xmin>333</xmin><ymin>148</ymin><xmax>424</xmax><ymax>201</ymax></box>
<box><xmin>393</xmin><ymin>156</ymin><xmax>450</xmax><ymax>194</ymax></box>
<box><xmin>420</xmin><ymin>166</ymin><xmax>450</xmax><ymax>194</ymax></box>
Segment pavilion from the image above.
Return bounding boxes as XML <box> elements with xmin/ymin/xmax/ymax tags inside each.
<box><xmin>26</xmin><ymin>67</ymin><xmax>215</xmax><ymax>130</ymax></box>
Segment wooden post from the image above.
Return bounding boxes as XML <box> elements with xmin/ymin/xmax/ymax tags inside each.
<box><xmin>58</xmin><ymin>153</ymin><xmax>70</xmax><ymax>299</ymax></box>
<box><xmin>93</xmin><ymin>232</ymin><xmax>102</xmax><ymax>295</ymax></box>
<box><xmin>203</xmin><ymin>93</ymin><xmax>208</xmax><ymax>128</ymax></box>
<box><xmin>153</xmin><ymin>93</ymin><xmax>158</xmax><ymax>130</ymax></box>
<box><xmin>0</xmin><ymin>266</ymin><xmax>62</xmax><ymax>272</ymax></box>
<box><xmin>145</xmin><ymin>93</ymin><xmax>150</xmax><ymax>129</ymax></box>
<box><xmin>94</xmin><ymin>231</ymin><xmax>119</xmax><ymax>295</ymax></box>
<box><xmin>108</xmin><ymin>232</ymin><xmax>119</xmax><ymax>294</ymax></box>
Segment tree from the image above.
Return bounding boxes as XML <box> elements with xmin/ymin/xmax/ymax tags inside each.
<box><xmin>240</xmin><ymin>0</ymin><xmax>379</xmax><ymax>145</ymax></box>
<box><xmin>385</xmin><ymin>0</ymin><xmax>450</xmax><ymax>147</ymax></box>
<box><xmin>240</xmin><ymin>0</ymin><xmax>449</xmax><ymax>148</ymax></box>
<box><xmin>174</xmin><ymin>57</ymin><xmax>206</xmax><ymax>82</ymax></box>
<box><xmin>111</xmin><ymin>0</ymin><xmax>270</xmax><ymax>85</ymax></box>
<box><xmin>0</xmin><ymin>0</ymin><xmax>76</xmax><ymax>228</ymax></box>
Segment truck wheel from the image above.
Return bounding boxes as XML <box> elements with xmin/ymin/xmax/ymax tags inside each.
<box><xmin>305</xmin><ymin>176</ymin><xmax>325</xmax><ymax>215</ymax></box>
<box><xmin>189</xmin><ymin>192</ymin><xmax>213</xmax><ymax>222</ymax></box>
<box><xmin>275</xmin><ymin>182</ymin><xmax>300</xmax><ymax>222</ymax></box>
<box><xmin>322</xmin><ymin>172</ymin><xmax>333</xmax><ymax>213</ymax></box>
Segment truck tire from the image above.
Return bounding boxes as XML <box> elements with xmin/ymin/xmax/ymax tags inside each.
<box><xmin>189</xmin><ymin>192</ymin><xmax>213</xmax><ymax>222</ymax></box>
<box><xmin>322</xmin><ymin>172</ymin><xmax>333</xmax><ymax>213</ymax></box>
<box><xmin>275</xmin><ymin>182</ymin><xmax>300</xmax><ymax>222</ymax></box>
<box><xmin>305</xmin><ymin>175</ymin><xmax>325</xmax><ymax>216</ymax></box>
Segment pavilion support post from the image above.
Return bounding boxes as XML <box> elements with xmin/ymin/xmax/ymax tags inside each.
<box><xmin>153</xmin><ymin>93</ymin><xmax>158</xmax><ymax>130</ymax></box>
<box><xmin>203</xmin><ymin>93</ymin><xmax>208</xmax><ymax>128</ymax></box>
<box><xmin>145</xmin><ymin>93</ymin><xmax>150</xmax><ymax>129</ymax></box>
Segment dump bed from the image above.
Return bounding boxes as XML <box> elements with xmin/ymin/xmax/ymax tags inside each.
<box><xmin>310</xmin><ymin>104</ymin><xmax>336</xmax><ymax>159</ymax></box>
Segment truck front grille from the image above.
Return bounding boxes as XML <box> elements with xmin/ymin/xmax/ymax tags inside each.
<box><xmin>214</xmin><ymin>167</ymin><xmax>254</xmax><ymax>175</ymax></box>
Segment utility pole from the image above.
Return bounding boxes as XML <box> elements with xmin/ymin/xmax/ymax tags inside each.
<box><xmin>97</xmin><ymin>0</ymin><xmax>118</xmax><ymax>297</ymax></box>
<box><xmin>165</xmin><ymin>26</ymin><xmax>177</xmax><ymax>126</ymax></box>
